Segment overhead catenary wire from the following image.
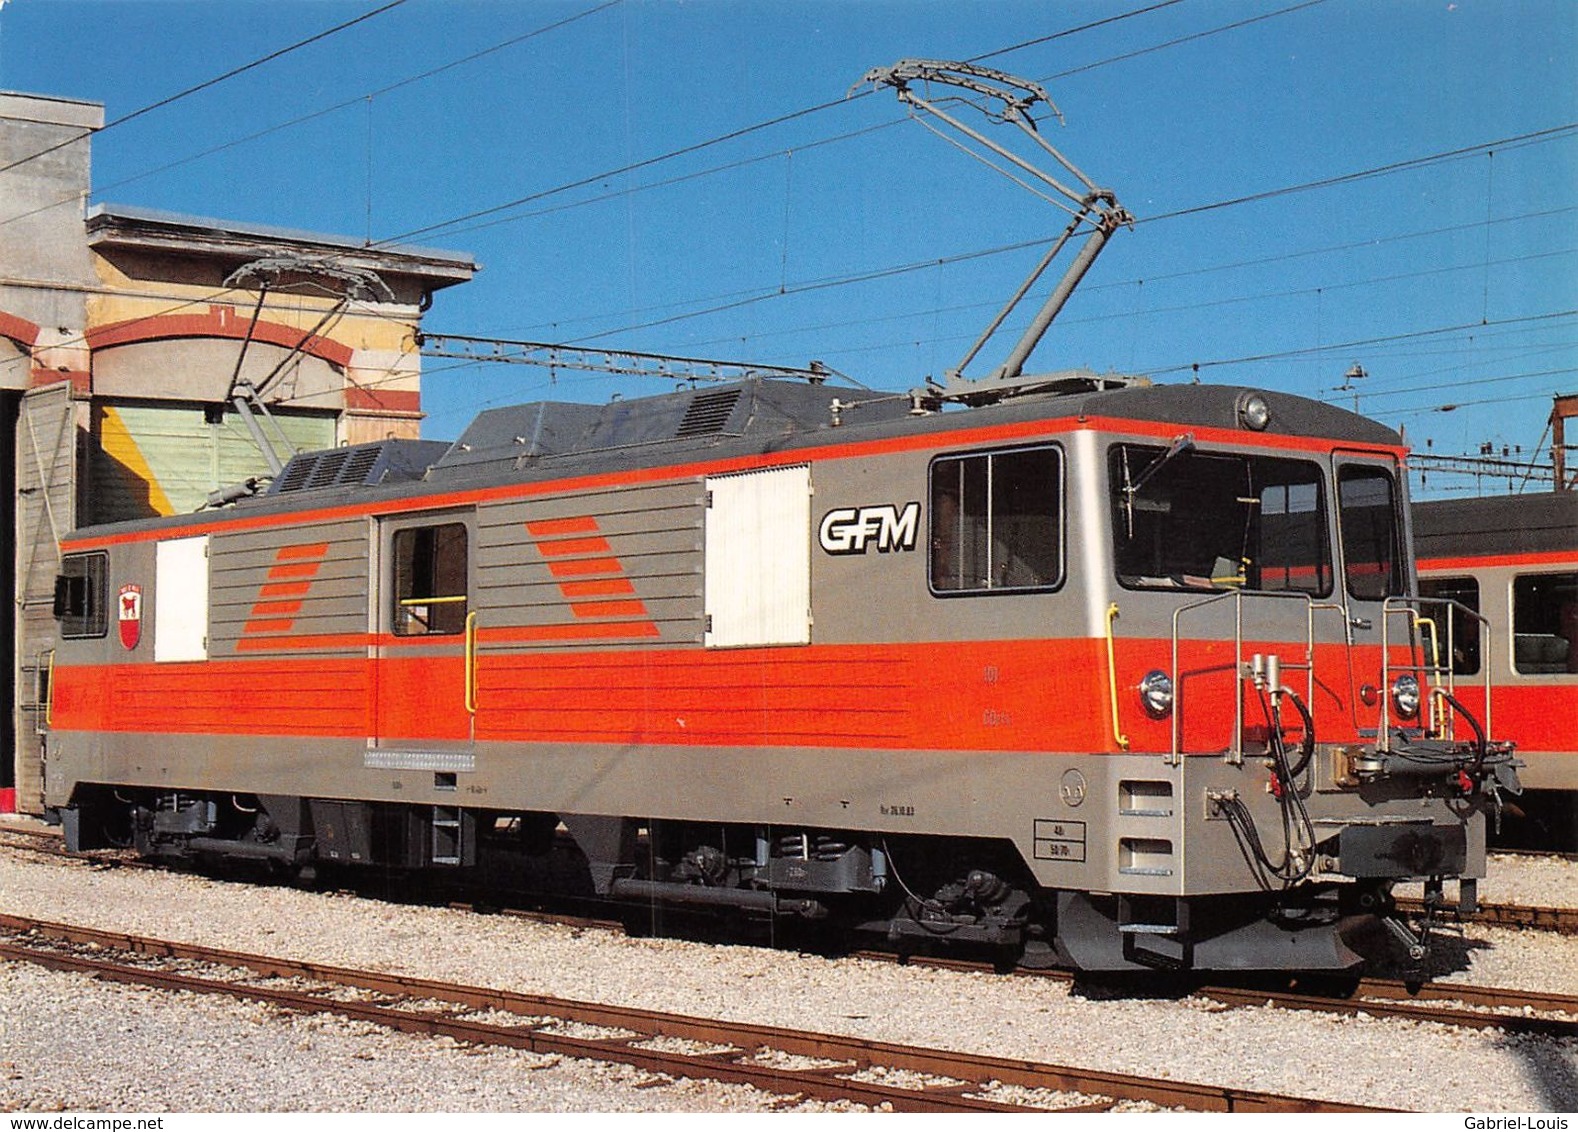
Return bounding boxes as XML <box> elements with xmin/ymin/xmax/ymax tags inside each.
<box><xmin>0</xmin><ymin>1</ymin><xmax>1328</xmax><ymax>376</ymax></box>
<box><xmin>275</xmin><ymin>307</ymin><xmax>1578</xmax><ymax>418</ymax></box>
<box><xmin>8</xmin><ymin>0</ymin><xmax>1411</xmax><ymax>351</ymax></box>
<box><xmin>366</xmin><ymin>0</ymin><xmax>1264</xmax><ymax>250</ymax></box>
<box><xmin>0</xmin><ymin>0</ymin><xmax>411</xmax><ymax>181</ymax></box>
<box><xmin>0</xmin><ymin>0</ymin><xmax>622</xmax><ymax>235</ymax></box>
<box><xmin>544</xmin><ymin>123</ymin><xmax>1577</xmax><ymax>356</ymax></box>
<box><xmin>487</xmin><ymin>202</ymin><xmax>1578</xmax><ymax>347</ymax></box>
<box><xmin>315</xmin><ymin>1</ymin><xmax>1330</xmax><ymax>257</ymax></box>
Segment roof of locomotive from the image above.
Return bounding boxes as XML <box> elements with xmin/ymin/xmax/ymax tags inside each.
<box><xmin>63</xmin><ymin>375</ymin><xmax>1403</xmax><ymax>542</ymax></box>
<box><xmin>415</xmin><ymin>376</ymin><xmax>1400</xmax><ymax>485</ymax></box>
<box><xmin>1413</xmin><ymin>491</ymin><xmax>1578</xmax><ymax>562</ymax></box>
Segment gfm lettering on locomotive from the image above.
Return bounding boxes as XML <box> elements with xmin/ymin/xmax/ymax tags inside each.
<box><xmin>818</xmin><ymin>502</ymin><xmax>920</xmax><ymax>555</ymax></box>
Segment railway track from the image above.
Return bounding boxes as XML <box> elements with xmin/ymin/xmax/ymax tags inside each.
<box><xmin>0</xmin><ymin>913</ymin><xmax>1379</xmax><ymax>1114</ymax></box>
<box><xmin>1395</xmin><ymin>894</ymin><xmax>1578</xmax><ymax>936</ymax></box>
<box><xmin>863</xmin><ymin>952</ymin><xmax>1578</xmax><ymax>1039</ymax></box>
<box><xmin>5</xmin><ymin>821</ymin><xmax>1577</xmax><ymax>1043</ymax></box>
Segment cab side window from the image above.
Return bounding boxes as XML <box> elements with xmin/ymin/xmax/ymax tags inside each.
<box><xmin>392</xmin><ymin>523</ymin><xmax>469</xmax><ymax>635</ymax></box>
<box><xmin>54</xmin><ymin>552</ymin><xmax>109</xmax><ymax>639</ymax></box>
<box><xmin>929</xmin><ymin>445</ymin><xmax>1062</xmax><ymax>594</ymax></box>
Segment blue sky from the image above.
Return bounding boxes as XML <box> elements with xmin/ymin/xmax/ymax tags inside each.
<box><xmin>1</xmin><ymin>0</ymin><xmax>1574</xmax><ymax>496</ymax></box>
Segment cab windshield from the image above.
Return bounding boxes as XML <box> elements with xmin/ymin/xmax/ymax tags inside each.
<box><xmin>1110</xmin><ymin>442</ymin><xmax>1333</xmax><ymax>595</ymax></box>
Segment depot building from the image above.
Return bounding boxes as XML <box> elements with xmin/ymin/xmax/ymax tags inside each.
<box><xmin>2</xmin><ymin>91</ymin><xmax>476</xmax><ymax>813</ymax></box>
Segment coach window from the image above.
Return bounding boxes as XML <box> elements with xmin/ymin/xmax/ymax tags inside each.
<box><xmin>392</xmin><ymin>522</ymin><xmax>469</xmax><ymax>635</ymax></box>
<box><xmin>1418</xmin><ymin>576</ymin><xmax>1480</xmax><ymax>676</ymax></box>
<box><xmin>1337</xmin><ymin>466</ymin><xmax>1403</xmax><ymax>602</ymax></box>
<box><xmin>1512</xmin><ymin>572</ymin><xmax>1578</xmax><ymax>676</ymax></box>
<box><xmin>54</xmin><ymin>552</ymin><xmax>109</xmax><ymax>639</ymax></box>
<box><xmin>929</xmin><ymin>445</ymin><xmax>1063</xmax><ymax>594</ymax></box>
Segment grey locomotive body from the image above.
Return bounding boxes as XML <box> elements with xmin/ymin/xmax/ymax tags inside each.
<box><xmin>44</xmin><ymin>377</ymin><xmax>1516</xmax><ymax>972</ymax></box>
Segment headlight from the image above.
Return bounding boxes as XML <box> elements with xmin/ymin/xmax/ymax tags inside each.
<box><xmin>1237</xmin><ymin>392</ymin><xmax>1271</xmax><ymax>431</ymax></box>
<box><xmin>1391</xmin><ymin>673</ymin><xmax>1421</xmax><ymax>719</ymax></box>
<box><xmin>1139</xmin><ymin>670</ymin><xmax>1174</xmax><ymax>718</ymax></box>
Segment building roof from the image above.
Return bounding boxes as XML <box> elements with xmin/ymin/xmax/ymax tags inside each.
<box><xmin>85</xmin><ymin>203</ymin><xmax>477</xmax><ymax>291</ymax></box>
<box><xmin>0</xmin><ymin>90</ymin><xmax>104</xmax><ymax>130</ymax></box>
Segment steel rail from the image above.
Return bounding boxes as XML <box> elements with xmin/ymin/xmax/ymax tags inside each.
<box><xmin>855</xmin><ymin>951</ymin><xmax>1578</xmax><ymax>1038</ymax></box>
<box><xmin>0</xmin><ymin>914</ymin><xmax>1382</xmax><ymax>1113</ymax></box>
<box><xmin>1204</xmin><ymin>980</ymin><xmax>1578</xmax><ymax>1039</ymax></box>
<box><xmin>1394</xmin><ymin>894</ymin><xmax>1578</xmax><ymax>936</ymax></box>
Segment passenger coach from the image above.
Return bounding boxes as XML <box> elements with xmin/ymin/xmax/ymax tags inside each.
<box><xmin>1415</xmin><ymin>491</ymin><xmax>1577</xmax><ymax>848</ymax></box>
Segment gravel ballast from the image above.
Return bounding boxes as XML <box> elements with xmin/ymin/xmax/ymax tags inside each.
<box><xmin>1</xmin><ymin>833</ymin><xmax>1575</xmax><ymax>1112</ymax></box>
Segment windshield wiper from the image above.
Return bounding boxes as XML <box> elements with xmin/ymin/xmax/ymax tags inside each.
<box><xmin>1121</xmin><ymin>433</ymin><xmax>1195</xmax><ymax>538</ymax></box>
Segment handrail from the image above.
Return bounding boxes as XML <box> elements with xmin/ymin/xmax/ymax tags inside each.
<box><xmin>41</xmin><ymin>650</ymin><xmax>56</xmax><ymax>730</ymax></box>
<box><xmin>1380</xmin><ymin>595</ymin><xmax>1493</xmax><ymax>751</ymax></box>
<box><xmin>463</xmin><ymin>611</ymin><xmax>479</xmax><ymax>715</ymax></box>
<box><xmin>1170</xmin><ymin>588</ymin><xmax>1326</xmax><ymax>765</ymax></box>
<box><xmin>1416</xmin><ymin>615</ymin><xmax>1442</xmax><ymax>673</ymax></box>
<box><xmin>1104</xmin><ymin>603</ymin><xmax>1130</xmax><ymax>751</ymax></box>
<box><xmin>1415</xmin><ymin>614</ymin><xmax>1445</xmax><ymax>734</ymax></box>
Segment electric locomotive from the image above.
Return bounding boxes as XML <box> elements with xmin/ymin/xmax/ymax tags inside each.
<box><xmin>42</xmin><ymin>372</ymin><xmax>1518</xmax><ymax>973</ymax></box>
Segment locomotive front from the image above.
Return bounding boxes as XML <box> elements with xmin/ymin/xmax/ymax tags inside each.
<box><xmin>1042</xmin><ymin>383</ymin><xmax>1520</xmax><ymax>971</ymax></box>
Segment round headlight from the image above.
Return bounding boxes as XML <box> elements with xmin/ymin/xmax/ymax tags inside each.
<box><xmin>1139</xmin><ymin>670</ymin><xmax>1174</xmax><ymax>718</ymax></box>
<box><xmin>1391</xmin><ymin>673</ymin><xmax>1421</xmax><ymax>719</ymax></box>
<box><xmin>1237</xmin><ymin>392</ymin><xmax>1271</xmax><ymax>431</ymax></box>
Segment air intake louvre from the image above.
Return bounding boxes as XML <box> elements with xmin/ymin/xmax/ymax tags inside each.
<box><xmin>267</xmin><ymin>439</ymin><xmax>449</xmax><ymax>496</ymax></box>
<box><xmin>274</xmin><ymin>459</ymin><xmax>315</xmax><ymax>494</ymax></box>
<box><xmin>675</xmin><ymin>389</ymin><xmax>742</xmax><ymax>438</ymax></box>
<box><xmin>340</xmin><ymin>446</ymin><xmax>382</xmax><ymax>484</ymax></box>
<box><xmin>303</xmin><ymin>449</ymin><xmax>352</xmax><ymax>489</ymax></box>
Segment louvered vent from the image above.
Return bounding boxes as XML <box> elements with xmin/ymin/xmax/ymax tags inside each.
<box><xmin>675</xmin><ymin>388</ymin><xmax>742</xmax><ymax>438</ymax></box>
<box><xmin>273</xmin><ymin>458</ymin><xmax>316</xmax><ymax>494</ymax></box>
<box><xmin>303</xmin><ymin>448</ymin><xmax>352</xmax><ymax>490</ymax></box>
<box><xmin>268</xmin><ymin>439</ymin><xmax>447</xmax><ymax>496</ymax></box>
<box><xmin>340</xmin><ymin>446</ymin><xmax>382</xmax><ymax>484</ymax></box>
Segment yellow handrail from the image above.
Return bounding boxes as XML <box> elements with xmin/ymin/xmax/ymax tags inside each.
<box><xmin>42</xmin><ymin>650</ymin><xmax>56</xmax><ymax>730</ymax></box>
<box><xmin>463</xmin><ymin>611</ymin><xmax>478</xmax><ymax>715</ymax></box>
<box><xmin>1105</xmin><ymin>603</ymin><xmax>1130</xmax><ymax>751</ymax></box>
<box><xmin>1415</xmin><ymin>614</ymin><xmax>1445</xmax><ymax>735</ymax></box>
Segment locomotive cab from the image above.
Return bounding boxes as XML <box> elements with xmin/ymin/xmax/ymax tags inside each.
<box><xmin>1046</xmin><ymin>389</ymin><xmax>1519</xmax><ymax>970</ymax></box>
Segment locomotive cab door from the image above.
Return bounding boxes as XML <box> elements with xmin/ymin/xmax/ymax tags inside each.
<box><xmin>370</xmin><ymin>511</ymin><xmax>478</xmax><ymax>764</ymax></box>
<box><xmin>1332</xmin><ymin>453</ymin><xmax>1408</xmax><ymax>734</ymax></box>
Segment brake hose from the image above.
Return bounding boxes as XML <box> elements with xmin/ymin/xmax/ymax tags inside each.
<box><xmin>1280</xmin><ymin>686</ymin><xmax>1316</xmax><ymax>779</ymax></box>
<box><xmin>1436</xmin><ymin>689</ymin><xmax>1489</xmax><ymax>779</ymax></box>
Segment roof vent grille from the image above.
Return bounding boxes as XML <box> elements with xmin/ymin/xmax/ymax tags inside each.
<box><xmin>675</xmin><ymin>388</ymin><xmax>742</xmax><ymax>438</ymax></box>
<box><xmin>273</xmin><ymin>458</ymin><xmax>316</xmax><ymax>494</ymax></box>
<box><xmin>303</xmin><ymin>448</ymin><xmax>352</xmax><ymax>490</ymax></box>
<box><xmin>267</xmin><ymin>439</ymin><xmax>449</xmax><ymax>496</ymax></box>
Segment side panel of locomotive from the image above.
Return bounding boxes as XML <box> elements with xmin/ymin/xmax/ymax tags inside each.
<box><xmin>51</xmin><ymin>519</ymin><xmax>373</xmax><ymax>795</ymax></box>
